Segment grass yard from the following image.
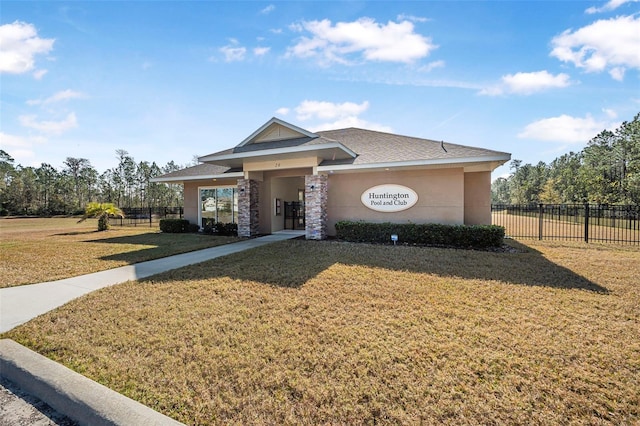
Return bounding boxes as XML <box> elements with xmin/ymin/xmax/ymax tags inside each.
<box><xmin>0</xmin><ymin>217</ymin><xmax>240</xmax><ymax>288</ymax></box>
<box><xmin>3</xmin><ymin>238</ymin><xmax>639</xmax><ymax>425</ymax></box>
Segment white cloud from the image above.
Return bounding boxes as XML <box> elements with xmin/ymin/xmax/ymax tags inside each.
<box><xmin>286</xmin><ymin>18</ymin><xmax>436</xmax><ymax>65</ymax></box>
<box><xmin>0</xmin><ymin>131</ymin><xmax>45</xmax><ymax>148</ymax></box>
<box><xmin>253</xmin><ymin>46</ymin><xmax>270</xmax><ymax>56</ymax></box>
<box><xmin>550</xmin><ymin>15</ymin><xmax>640</xmax><ymax>80</ymax></box>
<box><xmin>219</xmin><ymin>39</ymin><xmax>247</xmax><ymax>62</ymax></box>
<box><xmin>26</xmin><ymin>89</ymin><xmax>86</xmax><ymax>106</ymax></box>
<box><xmin>0</xmin><ymin>21</ymin><xmax>55</xmax><ymax>74</ymax></box>
<box><xmin>396</xmin><ymin>14</ymin><xmax>430</xmax><ymax>23</ymax></box>
<box><xmin>295</xmin><ymin>100</ymin><xmax>370</xmax><ymax>121</ymax></box>
<box><xmin>480</xmin><ymin>70</ymin><xmax>572</xmax><ymax>96</ymax></box>
<box><xmin>518</xmin><ymin>114</ymin><xmax>613</xmax><ymax>143</ymax></box>
<box><xmin>261</xmin><ymin>4</ymin><xmax>275</xmax><ymax>15</ymax></box>
<box><xmin>503</xmin><ymin>71</ymin><xmax>571</xmax><ymax>94</ymax></box>
<box><xmin>478</xmin><ymin>85</ymin><xmax>503</xmax><ymax>96</ymax></box>
<box><xmin>275</xmin><ymin>107</ymin><xmax>290</xmax><ymax>116</ymax></box>
<box><xmin>33</xmin><ymin>69</ymin><xmax>48</xmax><ymax>80</ymax></box>
<box><xmin>0</xmin><ymin>132</ymin><xmax>46</xmax><ymax>165</ymax></box>
<box><xmin>609</xmin><ymin>66</ymin><xmax>625</xmax><ymax>81</ymax></box>
<box><xmin>288</xmin><ymin>99</ymin><xmax>391</xmax><ymax>133</ymax></box>
<box><xmin>289</xmin><ymin>23</ymin><xmax>303</xmax><ymax>33</ymax></box>
<box><xmin>418</xmin><ymin>60</ymin><xmax>445</xmax><ymax>72</ymax></box>
<box><xmin>585</xmin><ymin>0</ymin><xmax>637</xmax><ymax>14</ymax></box>
<box><xmin>602</xmin><ymin>108</ymin><xmax>618</xmax><ymax>118</ymax></box>
<box><xmin>19</xmin><ymin>112</ymin><xmax>78</xmax><ymax>135</ymax></box>
<box><xmin>308</xmin><ymin>116</ymin><xmax>393</xmax><ymax>133</ymax></box>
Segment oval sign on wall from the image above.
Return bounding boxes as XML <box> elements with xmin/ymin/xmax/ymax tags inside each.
<box><xmin>361</xmin><ymin>184</ymin><xmax>419</xmax><ymax>212</ymax></box>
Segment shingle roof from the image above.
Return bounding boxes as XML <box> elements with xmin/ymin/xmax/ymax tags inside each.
<box><xmin>152</xmin><ymin>163</ymin><xmax>240</xmax><ymax>180</ymax></box>
<box><xmin>154</xmin><ymin>126</ymin><xmax>509</xmax><ymax>180</ymax></box>
<box><xmin>316</xmin><ymin>128</ymin><xmax>509</xmax><ymax>166</ymax></box>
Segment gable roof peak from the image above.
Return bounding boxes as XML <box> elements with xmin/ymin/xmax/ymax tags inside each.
<box><xmin>237</xmin><ymin>117</ymin><xmax>319</xmax><ymax>147</ymax></box>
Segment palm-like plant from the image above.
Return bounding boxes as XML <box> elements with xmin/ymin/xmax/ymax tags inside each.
<box><xmin>78</xmin><ymin>202</ymin><xmax>124</xmax><ymax>231</ymax></box>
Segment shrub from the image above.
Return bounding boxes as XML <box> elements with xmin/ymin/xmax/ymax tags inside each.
<box><xmin>159</xmin><ymin>219</ymin><xmax>191</xmax><ymax>233</ymax></box>
<box><xmin>198</xmin><ymin>219</ymin><xmax>238</xmax><ymax>236</ymax></box>
<box><xmin>215</xmin><ymin>222</ymin><xmax>238</xmax><ymax>236</ymax></box>
<box><xmin>334</xmin><ymin>221</ymin><xmax>505</xmax><ymax>248</ymax></box>
<box><xmin>202</xmin><ymin>218</ymin><xmax>216</xmax><ymax>234</ymax></box>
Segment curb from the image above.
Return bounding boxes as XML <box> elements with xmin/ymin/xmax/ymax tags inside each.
<box><xmin>0</xmin><ymin>339</ymin><xmax>184</xmax><ymax>426</ymax></box>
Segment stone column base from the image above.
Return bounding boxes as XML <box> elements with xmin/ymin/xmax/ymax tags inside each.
<box><xmin>237</xmin><ymin>179</ymin><xmax>259</xmax><ymax>237</ymax></box>
<box><xmin>305</xmin><ymin>174</ymin><xmax>328</xmax><ymax>240</ymax></box>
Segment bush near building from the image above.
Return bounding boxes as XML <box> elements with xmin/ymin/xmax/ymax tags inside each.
<box><xmin>335</xmin><ymin>221</ymin><xmax>505</xmax><ymax>248</ymax></box>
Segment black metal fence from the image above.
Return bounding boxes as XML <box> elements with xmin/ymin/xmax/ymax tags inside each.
<box><xmin>491</xmin><ymin>204</ymin><xmax>640</xmax><ymax>244</ymax></box>
<box><xmin>114</xmin><ymin>207</ymin><xmax>183</xmax><ymax>227</ymax></box>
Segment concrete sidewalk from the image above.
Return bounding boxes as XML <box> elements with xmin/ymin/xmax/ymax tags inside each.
<box><xmin>0</xmin><ymin>231</ymin><xmax>303</xmax><ymax>333</ymax></box>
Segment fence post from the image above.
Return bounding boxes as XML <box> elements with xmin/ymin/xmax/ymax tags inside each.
<box><xmin>538</xmin><ymin>203</ymin><xmax>544</xmax><ymax>240</ymax></box>
<box><xmin>584</xmin><ymin>203</ymin><xmax>589</xmax><ymax>243</ymax></box>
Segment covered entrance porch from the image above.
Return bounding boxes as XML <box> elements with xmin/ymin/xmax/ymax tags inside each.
<box><xmin>236</xmin><ymin>170</ymin><xmax>327</xmax><ymax>239</ymax></box>
<box><xmin>194</xmin><ymin>118</ymin><xmax>352</xmax><ymax>239</ymax></box>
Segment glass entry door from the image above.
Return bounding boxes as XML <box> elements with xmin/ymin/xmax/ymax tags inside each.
<box><xmin>284</xmin><ymin>201</ymin><xmax>305</xmax><ymax>230</ymax></box>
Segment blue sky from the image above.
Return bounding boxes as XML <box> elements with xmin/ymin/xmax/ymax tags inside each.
<box><xmin>1</xmin><ymin>1</ymin><xmax>639</xmax><ymax>179</ymax></box>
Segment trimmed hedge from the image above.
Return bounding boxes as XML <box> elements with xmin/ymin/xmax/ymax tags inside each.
<box><xmin>160</xmin><ymin>219</ymin><xmax>237</xmax><ymax>236</ymax></box>
<box><xmin>201</xmin><ymin>218</ymin><xmax>238</xmax><ymax>236</ymax></box>
<box><xmin>159</xmin><ymin>219</ymin><xmax>192</xmax><ymax>233</ymax></box>
<box><xmin>335</xmin><ymin>221</ymin><xmax>505</xmax><ymax>248</ymax></box>
<box><xmin>215</xmin><ymin>222</ymin><xmax>238</xmax><ymax>236</ymax></box>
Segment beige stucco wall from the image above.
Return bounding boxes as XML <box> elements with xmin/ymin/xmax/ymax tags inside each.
<box><xmin>183</xmin><ymin>167</ymin><xmax>492</xmax><ymax>235</ymax></box>
<box><xmin>183</xmin><ymin>181</ymin><xmax>200</xmax><ymax>224</ymax></box>
<box><xmin>244</xmin><ymin>156</ymin><xmax>319</xmax><ymax>172</ymax></box>
<box><xmin>463</xmin><ymin>171</ymin><xmax>491</xmax><ymax>225</ymax></box>
<box><xmin>326</xmin><ymin>168</ymin><xmax>464</xmax><ymax>236</ymax></box>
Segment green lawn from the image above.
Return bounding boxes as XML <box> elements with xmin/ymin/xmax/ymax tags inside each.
<box><xmin>3</xmin><ymin>238</ymin><xmax>639</xmax><ymax>425</ymax></box>
<box><xmin>0</xmin><ymin>217</ymin><xmax>241</xmax><ymax>288</ymax></box>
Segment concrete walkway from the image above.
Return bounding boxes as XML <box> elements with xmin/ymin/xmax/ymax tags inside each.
<box><xmin>0</xmin><ymin>231</ymin><xmax>304</xmax><ymax>334</ymax></box>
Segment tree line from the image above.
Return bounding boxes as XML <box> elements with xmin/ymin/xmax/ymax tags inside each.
<box><xmin>492</xmin><ymin>113</ymin><xmax>640</xmax><ymax>205</ymax></box>
<box><xmin>2</xmin><ymin>114</ymin><xmax>637</xmax><ymax>215</ymax></box>
<box><xmin>0</xmin><ymin>149</ymin><xmax>189</xmax><ymax>216</ymax></box>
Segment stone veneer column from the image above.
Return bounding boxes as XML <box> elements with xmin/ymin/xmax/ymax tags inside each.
<box><xmin>305</xmin><ymin>174</ymin><xmax>328</xmax><ymax>240</ymax></box>
<box><xmin>237</xmin><ymin>179</ymin><xmax>259</xmax><ymax>237</ymax></box>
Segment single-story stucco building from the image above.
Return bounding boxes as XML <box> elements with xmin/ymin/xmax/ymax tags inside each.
<box><xmin>152</xmin><ymin>117</ymin><xmax>511</xmax><ymax>239</ymax></box>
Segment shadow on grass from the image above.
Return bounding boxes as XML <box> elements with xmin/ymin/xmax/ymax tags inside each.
<box><xmin>88</xmin><ymin>233</ymin><xmax>242</xmax><ymax>265</ymax></box>
<box><xmin>83</xmin><ymin>233</ymin><xmax>164</xmax><ymax>245</ymax></box>
<box><xmin>141</xmin><ymin>239</ymin><xmax>608</xmax><ymax>293</ymax></box>
<box><xmin>53</xmin><ymin>230</ymin><xmax>101</xmax><ymax>236</ymax></box>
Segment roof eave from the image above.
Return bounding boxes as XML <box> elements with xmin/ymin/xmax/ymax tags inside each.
<box><xmin>150</xmin><ymin>172</ymin><xmax>244</xmax><ymax>183</ymax></box>
<box><xmin>199</xmin><ymin>142</ymin><xmax>357</xmax><ymax>165</ymax></box>
<box><xmin>317</xmin><ymin>154</ymin><xmax>511</xmax><ymax>173</ymax></box>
